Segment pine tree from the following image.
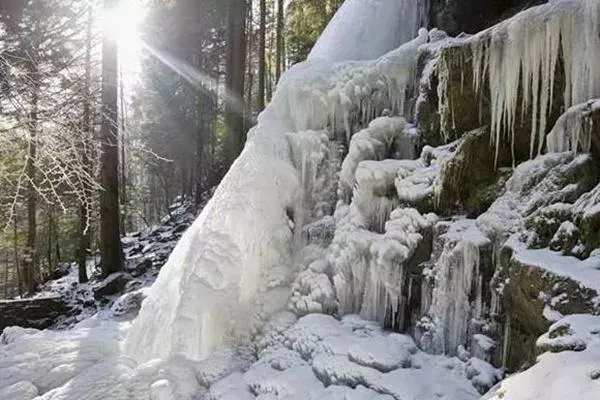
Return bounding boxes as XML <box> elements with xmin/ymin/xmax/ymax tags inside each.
<box><xmin>99</xmin><ymin>0</ymin><xmax>122</xmax><ymax>277</ymax></box>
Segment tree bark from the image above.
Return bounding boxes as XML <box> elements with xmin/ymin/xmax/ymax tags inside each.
<box><xmin>225</xmin><ymin>0</ymin><xmax>248</xmax><ymax>164</ymax></box>
<box><xmin>119</xmin><ymin>67</ymin><xmax>128</xmax><ymax>233</ymax></box>
<box><xmin>78</xmin><ymin>4</ymin><xmax>94</xmax><ymax>284</ymax></box>
<box><xmin>14</xmin><ymin>217</ymin><xmax>22</xmax><ymax>297</ymax></box>
<box><xmin>276</xmin><ymin>0</ymin><xmax>284</xmax><ymax>83</ymax></box>
<box><xmin>24</xmin><ymin>78</ymin><xmax>39</xmax><ymax>295</ymax></box>
<box><xmin>99</xmin><ymin>0</ymin><xmax>122</xmax><ymax>277</ymax></box>
<box><xmin>258</xmin><ymin>0</ymin><xmax>266</xmax><ymax>111</ymax></box>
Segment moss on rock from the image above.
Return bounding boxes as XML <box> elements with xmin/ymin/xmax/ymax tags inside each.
<box><xmin>493</xmin><ymin>246</ymin><xmax>599</xmax><ymax>371</ymax></box>
<box><xmin>435</xmin><ymin>128</ymin><xmax>513</xmax><ymax>217</ymax></box>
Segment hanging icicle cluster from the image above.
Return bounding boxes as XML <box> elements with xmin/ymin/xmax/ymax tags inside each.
<box><xmin>469</xmin><ymin>0</ymin><xmax>600</xmax><ymax>161</ymax></box>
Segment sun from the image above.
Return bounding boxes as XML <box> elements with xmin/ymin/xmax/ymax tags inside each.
<box><xmin>99</xmin><ymin>0</ymin><xmax>147</xmax><ymax>78</ymax></box>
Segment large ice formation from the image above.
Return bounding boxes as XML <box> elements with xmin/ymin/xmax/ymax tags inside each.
<box><xmin>308</xmin><ymin>0</ymin><xmax>429</xmax><ymax>62</ymax></box>
<box><xmin>126</xmin><ymin>0</ymin><xmax>431</xmax><ymax>362</ymax></box>
<box><xmin>469</xmin><ymin>0</ymin><xmax>600</xmax><ymax>159</ymax></box>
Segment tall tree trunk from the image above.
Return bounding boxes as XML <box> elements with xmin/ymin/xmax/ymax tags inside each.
<box><xmin>78</xmin><ymin>4</ymin><xmax>93</xmax><ymax>284</ymax></box>
<box><xmin>119</xmin><ymin>68</ymin><xmax>128</xmax><ymax>233</ymax></box>
<box><xmin>225</xmin><ymin>0</ymin><xmax>248</xmax><ymax>164</ymax></box>
<box><xmin>24</xmin><ymin>81</ymin><xmax>39</xmax><ymax>295</ymax></box>
<box><xmin>4</xmin><ymin>251</ymin><xmax>9</xmax><ymax>299</ymax></box>
<box><xmin>258</xmin><ymin>0</ymin><xmax>266</xmax><ymax>111</ymax></box>
<box><xmin>47</xmin><ymin>206</ymin><xmax>53</xmax><ymax>277</ymax></box>
<box><xmin>276</xmin><ymin>0</ymin><xmax>284</xmax><ymax>83</ymax></box>
<box><xmin>14</xmin><ymin>217</ymin><xmax>22</xmax><ymax>297</ymax></box>
<box><xmin>99</xmin><ymin>0</ymin><xmax>122</xmax><ymax>277</ymax></box>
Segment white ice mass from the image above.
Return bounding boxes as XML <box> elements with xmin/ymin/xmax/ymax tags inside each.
<box><xmin>126</xmin><ymin>0</ymin><xmax>432</xmax><ymax>363</ymax></box>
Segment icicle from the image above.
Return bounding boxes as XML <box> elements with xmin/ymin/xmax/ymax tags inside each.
<box><xmin>469</xmin><ymin>0</ymin><xmax>600</xmax><ymax>160</ymax></box>
<box><xmin>427</xmin><ymin>220</ymin><xmax>490</xmax><ymax>355</ymax></box>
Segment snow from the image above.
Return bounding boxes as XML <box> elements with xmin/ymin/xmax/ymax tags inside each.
<box><xmin>476</xmin><ymin>152</ymin><xmax>592</xmax><ymax>241</ymax></box>
<box><xmin>468</xmin><ymin>0</ymin><xmax>600</xmax><ymax>161</ymax></box>
<box><xmin>308</xmin><ymin>0</ymin><xmax>429</xmax><ymax>62</ymax></box>
<box><xmin>338</xmin><ymin>117</ymin><xmax>417</xmax><ymax>202</ymax></box>
<box><xmin>3</xmin><ymin>1</ymin><xmax>599</xmax><ymax>398</ymax></box>
<box><xmin>0</xmin><ymin>312</ymin><xmax>485</xmax><ymax>400</ymax></box>
<box><xmin>206</xmin><ymin>314</ymin><xmax>482</xmax><ymax>400</ymax></box>
<box><xmin>512</xmin><ymin>249</ymin><xmax>600</xmax><ymax>294</ymax></box>
<box><xmin>485</xmin><ymin>314</ymin><xmax>600</xmax><ymax>400</ymax></box>
<box><xmin>126</xmin><ymin>121</ymin><xmax>301</xmax><ymax>362</ymax></box>
<box><xmin>331</xmin><ymin>207</ymin><xmax>437</xmax><ymax>328</ymax></box>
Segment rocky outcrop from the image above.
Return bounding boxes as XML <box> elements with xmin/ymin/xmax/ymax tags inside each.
<box><xmin>428</xmin><ymin>0</ymin><xmax>547</xmax><ymax>37</ymax></box>
<box><xmin>492</xmin><ymin>246</ymin><xmax>599</xmax><ymax>370</ymax></box>
<box><xmin>0</xmin><ymin>297</ymin><xmax>71</xmax><ymax>333</ymax></box>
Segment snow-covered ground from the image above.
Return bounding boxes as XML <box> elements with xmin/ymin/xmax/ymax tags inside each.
<box><xmin>0</xmin><ymin>311</ymin><xmax>498</xmax><ymax>400</ymax></box>
<box><xmin>484</xmin><ymin>314</ymin><xmax>600</xmax><ymax>400</ymax></box>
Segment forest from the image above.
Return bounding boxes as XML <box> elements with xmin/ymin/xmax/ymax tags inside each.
<box><xmin>0</xmin><ymin>0</ymin><xmax>341</xmax><ymax>299</ymax></box>
<box><xmin>1</xmin><ymin>0</ymin><xmax>600</xmax><ymax>399</ymax></box>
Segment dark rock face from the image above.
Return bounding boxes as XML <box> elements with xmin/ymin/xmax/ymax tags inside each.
<box><xmin>93</xmin><ymin>273</ymin><xmax>132</xmax><ymax>297</ymax></box>
<box><xmin>428</xmin><ymin>0</ymin><xmax>547</xmax><ymax>37</ymax></box>
<box><xmin>0</xmin><ymin>297</ymin><xmax>71</xmax><ymax>333</ymax></box>
<box><xmin>493</xmin><ymin>246</ymin><xmax>598</xmax><ymax>370</ymax></box>
<box><xmin>435</xmin><ymin>128</ymin><xmax>512</xmax><ymax>217</ymax></box>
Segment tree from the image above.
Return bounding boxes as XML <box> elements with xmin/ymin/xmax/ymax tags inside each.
<box><xmin>77</xmin><ymin>4</ymin><xmax>94</xmax><ymax>284</ymax></box>
<box><xmin>99</xmin><ymin>0</ymin><xmax>122</xmax><ymax>277</ymax></box>
<box><xmin>286</xmin><ymin>0</ymin><xmax>342</xmax><ymax>64</ymax></box>
<box><xmin>225</xmin><ymin>0</ymin><xmax>248</xmax><ymax>163</ymax></box>
<box><xmin>258</xmin><ymin>0</ymin><xmax>266</xmax><ymax>111</ymax></box>
<box><xmin>275</xmin><ymin>0</ymin><xmax>284</xmax><ymax>82</ymax></box>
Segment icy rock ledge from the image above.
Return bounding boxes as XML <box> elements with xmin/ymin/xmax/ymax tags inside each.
<box><xmin>484</xmin><ymin>314</ymin><xmax>600</xmax><ymax>400</ymax></box>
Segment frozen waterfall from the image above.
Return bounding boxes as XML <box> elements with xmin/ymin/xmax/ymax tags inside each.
<box><xmin>126</xmin><ymin>0</ymin><xmax>430</xmax><ymax>362</ymax></box>
<box><xmin>309</xmin><ymin>0</ymin><xmax>429</xmax><ymax>62</ymax></box>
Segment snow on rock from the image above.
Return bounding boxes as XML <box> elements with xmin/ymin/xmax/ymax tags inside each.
<box><xmin>476</xmin><ymin>152</ymin><xmax>595</xmax><ymax>241</ymax></box>
<box><xmin>469</xmin><ymin>0</ymin><xmax>600</xmax><ymax>160</ymax></box>
<box><xmin>512</xmin><ymin>249</ymin><xmax>600</xmax><ymax>295</ymax></box>
<box><xmin>308</xmin><ymin>0</ymin><xmax>428</xmax><ymax>63</ymax></box>
<box><xmin>338</xmin><ymin>117</ymin><xmax>418</xmax><ymax>201</ymax></box>
<box><xmin>485</xmin><ymin>314</ymin><xmax>600</xmax><ymax>400</ymax></box>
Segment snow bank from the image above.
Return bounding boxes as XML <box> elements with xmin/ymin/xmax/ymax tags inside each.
<box><xmin>484</xmin><ymin>314</ymin><xmax>600</xmax><ymax>400</ymax></box>
<box><xmin>207</xmin><ymin>313</ymin><xmax>484</xmax><ymax>400</ymax></box>
<box><xmin>512</xmin><ymin>249</ymin><xmax>600</xmax><ymax>294</ymax></box>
